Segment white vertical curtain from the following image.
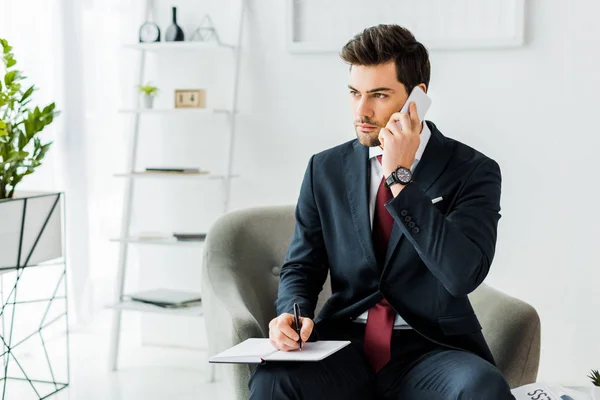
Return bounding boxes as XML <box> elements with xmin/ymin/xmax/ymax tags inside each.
<box><xmin>0</xmin><ymin>0</ymin><xmax>143</xmax><ymax>324</ymax></box>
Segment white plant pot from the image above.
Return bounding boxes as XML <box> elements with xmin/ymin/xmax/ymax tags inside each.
<box><xmin>143</xmin><ymin>94</ymin><xmax>155</xmax><ymax>109</ymax></box>
<box><xmin>0</xmin><ymin>191</ymin><xmax>63</xmax><ymax>270</ymax></box>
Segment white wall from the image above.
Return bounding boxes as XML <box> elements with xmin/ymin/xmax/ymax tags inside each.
<box><xmin>426</xmin><ymin>1</ymin><xmax>600</xmax><ymax>385</ymax></box>
<box><xmin>112</xmin><ymin>0</ymin><xmax>600</xmax><ymax>385</ymax></box>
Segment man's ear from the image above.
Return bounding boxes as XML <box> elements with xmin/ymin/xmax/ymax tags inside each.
<box><xmin>418</xmin><ymin>83</ymin><xmax>427</xmax><ymax>93</ymax></box>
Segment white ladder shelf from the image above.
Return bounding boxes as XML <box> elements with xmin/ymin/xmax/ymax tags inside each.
<box><xmin>108</xmin><ymin>0</ymin><xmax>247</xmax><ymax>380</ymax></box>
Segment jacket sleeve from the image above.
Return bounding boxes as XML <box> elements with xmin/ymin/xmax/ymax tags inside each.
<box><xmin>275</xmin><ymin>155</ymin><xmax>328</xmax><ymax>319</ymax></box>
<box><xmin>385</xmin><ymin>158</ymin><xmax>502</xmax><ymax>297</ymax></box>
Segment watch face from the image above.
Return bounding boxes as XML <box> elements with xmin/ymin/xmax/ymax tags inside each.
<box><xmin>395</xmin><ymin>167</ymin><xmax>412</xmax><ymax>184</ymax></box>
<box><xmin>139</xmin><ymin>22</ymin><xmax>161</xmax><ymax>43</ymax></box>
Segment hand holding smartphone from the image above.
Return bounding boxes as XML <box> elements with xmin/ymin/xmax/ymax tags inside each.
<box><xmin>378</xmin><ymin>86</ymin><xmax>432</xmax><ymax>177</ymax></box>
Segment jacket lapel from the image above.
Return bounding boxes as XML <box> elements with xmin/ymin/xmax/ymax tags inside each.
<box><xmin>343</xmin><ymin>140</ymin><xmax>379</xmax><ymax>273</ymax></box>
<box><xmin>383</xmin><ymin>121</ymin><xmax>454</xmax><ymax>267</ymax></box>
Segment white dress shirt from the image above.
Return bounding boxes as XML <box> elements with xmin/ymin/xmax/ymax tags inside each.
<box><xmin>354</xmin><ymin>122</ymin><xmax>432</xmax><ymax>329</ymax></box>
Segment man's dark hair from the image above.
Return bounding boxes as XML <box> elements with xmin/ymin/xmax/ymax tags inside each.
<box><xmin>340</xmin><ymin>24</ymin><xmax>431</xmax><ymax>94</ymax></box>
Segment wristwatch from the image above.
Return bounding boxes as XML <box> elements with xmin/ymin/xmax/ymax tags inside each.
<box><xmin>385</xmin><ymin>166</ymin><xmax>413</xmax><ymax>188</ymax></box>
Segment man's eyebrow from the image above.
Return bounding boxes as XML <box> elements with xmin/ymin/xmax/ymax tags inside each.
<box><xmin>347</xmin><ymin>85</ymin><xmax>395</xmax><ymax>93</ymax></box>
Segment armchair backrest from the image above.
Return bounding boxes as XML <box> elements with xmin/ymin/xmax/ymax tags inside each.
<box><xmin>204</xmin><ymin>205</ymin><xmax>331</xmax><ymax>333</ymax></box>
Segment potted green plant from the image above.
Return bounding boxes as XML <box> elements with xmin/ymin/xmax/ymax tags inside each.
<box><xmin>137</xmin><ymin>82</ymin><xmax>159</xmax><ymax>109</ymax></box>
<box><xmin>0</xmin><ymin>38</ymin><xmax>57</xmax><ymax>199</ymax></box>
<box><xmin>0</xmin><ymin>38</ymin><xmax>63</xmax><ymax>269</ymax></box>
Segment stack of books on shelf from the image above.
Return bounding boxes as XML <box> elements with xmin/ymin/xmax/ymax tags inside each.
<box><xmin>136</xmin><ymin>232</ymin><xmax>207</xmax><ymax>242</ymax></box>
<box><xmin>172</xmin><ymin>232</ymin><xmax>206</xmax><ymax>241</ymax></box>
<box><xmin>127</xmin><ymin>289</ymin><xmax>202</xmax><ymax>309</ymax></box>
<box><xmin>144</xmin><ymin>167</ymin><xmax>209</xmax><ymax>174</ymax></box>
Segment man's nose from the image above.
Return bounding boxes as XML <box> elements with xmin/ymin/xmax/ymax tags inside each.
<box><xmin>356</xmin><ymin>98</ymin><xmax>374</xmax><ymax>119</ymax></box>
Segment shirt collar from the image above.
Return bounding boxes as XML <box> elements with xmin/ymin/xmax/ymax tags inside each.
<box><xmin>368</xmin><ymin>121</ymin><xmax>431</xmax><ymax>162</ymax></box>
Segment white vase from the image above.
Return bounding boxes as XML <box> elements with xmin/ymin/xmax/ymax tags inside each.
<box><xmin>143</xmin><ymin>94</ymin><xmax>155</xmax><ymax>109</ymax></box>
<box><xmin>0</xmin><ymin>191</ymin><xmax>63</xmax><ymax>269</ymax></box>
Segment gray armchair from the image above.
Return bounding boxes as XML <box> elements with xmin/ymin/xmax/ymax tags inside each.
<box><xmin>202</xmin><ymin>206</ymin><xmax>541</xmax><ymax>400</ymax></box>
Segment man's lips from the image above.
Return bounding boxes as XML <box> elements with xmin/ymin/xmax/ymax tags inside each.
<box><xmin>357</xmin><ymin>124</ymin><xmax>378</xmax><ymax>130</ymax></box>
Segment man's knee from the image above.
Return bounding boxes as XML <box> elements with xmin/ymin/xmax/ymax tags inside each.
<box><xmin>460</xmin><ymin>366</ymin><xmax>513</xmax><ymax>400</ymax></box>
<box><xmin>249</xmin><ymin>364</ymin><xmax>298</xmax><ymax>400</ymax></box>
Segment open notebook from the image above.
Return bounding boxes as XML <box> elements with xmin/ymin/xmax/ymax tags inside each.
<box><xmin>209</xmin><ymin>338</ymin><xmax>351</xmax><ymax>364</ymax></box>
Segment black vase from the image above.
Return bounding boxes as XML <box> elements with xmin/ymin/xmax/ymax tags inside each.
<box><xmin>165</xmin><ymin>7</ymin><xmax>184</xmax><ymax>42</ymax></box>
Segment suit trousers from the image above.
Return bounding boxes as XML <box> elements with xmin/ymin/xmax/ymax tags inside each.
<box><xmin>249</xmin><ymin>320</ymin><xmax>515</xmax><ymax>400</ymax></box>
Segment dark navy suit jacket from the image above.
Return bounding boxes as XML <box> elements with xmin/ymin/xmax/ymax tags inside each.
<box><xmin>276</xmin><ymin>121</ymin><xmax>502</xmax><ymax>365</ymax></box>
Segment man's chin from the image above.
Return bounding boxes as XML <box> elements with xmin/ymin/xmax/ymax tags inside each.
<box><xmin>355</xmin><ymin>130</ymin><xmax>381</xmax><ymax>147</ymax></box>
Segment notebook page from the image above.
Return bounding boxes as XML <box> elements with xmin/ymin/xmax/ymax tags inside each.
<box><xmin>209</xmin><ymin>338</ymin><xmax>278</xmax><ymax>364</ymax></box>
<box><xmin>265</xmin><ymin>341</ymin><xmax>351</xmax><ymax>362</ymax></box>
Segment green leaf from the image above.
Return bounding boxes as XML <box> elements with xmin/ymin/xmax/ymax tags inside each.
<box><xmin>42</xmin><ymin>103</ymin><xmax>55</xmax><ymax>114</ymax></box>
<box><xmin>20</xmin><ymin>85</ymin><xmax>34</xmax><ymax>103</ymax></box>
<box><xmin>23</xmin><ymin>118</ymin><xmax>33</xmax><ymax>137</ymax></box>
<box><xmin>589</xmin><ymin>369</ymin><xmax>600</xmax><ymax>386</ymax></box>
<box><xmin>4</xmin><ymin>71</ymin><xmax>17</xmax><ymax>86</ymax></box>
<box><xmin>36</xmin><ymin>142</ymin><xmax>52</xmax><ymax>161</ymax></box>
<box><xmin>17</xmin><ymin>131</ymin><xmax>26</xmax><ymax>150</ymax></box>
<box><xmin>0</xmin><ymin>120</ymin><xmax>6</xmax><ymax>137</ymax></box>
<box><xmin>5</xmin><ymin>150</ymin><xmax>28</xmax><ymax>163</ymax></box>
<box><xmin>6</xmin><ymin>58</ymin><xmax>16</xmax><ymax>68</ymax></box>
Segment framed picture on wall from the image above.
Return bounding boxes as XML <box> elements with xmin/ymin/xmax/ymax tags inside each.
<box><xmin>286</xmin><ymin>0</ymin><xmax>526</xmax><ymax>53</ymax></box>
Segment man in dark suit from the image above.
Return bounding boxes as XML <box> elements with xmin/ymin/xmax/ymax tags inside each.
<box><xmin>249</xmin><ymin>24</ymin><xmax>515</xmax><ymax>400</ymax></box>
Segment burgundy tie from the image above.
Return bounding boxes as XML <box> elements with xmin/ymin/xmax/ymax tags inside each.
<box><xmin>363</xmin><ymin>155</ymin><xmax>396</xmax><ymax>373</ymax></box>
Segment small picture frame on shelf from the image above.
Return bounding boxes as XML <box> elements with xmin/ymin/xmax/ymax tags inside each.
<box><xmin>175</xmin><ymin>89</ymin><xmax>206</xmax><ymax>108</ymax></box>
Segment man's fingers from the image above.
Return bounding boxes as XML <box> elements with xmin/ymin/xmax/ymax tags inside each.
<box><xmin>386</xmin><ymin>118</ymin><xmax>403</xmax><ymax>136</ymax></box>
<box><xmin>409</xmin><ymin>102</ymin><xmax>420</xmax><ymax>125</ymax></box>
<box><xmin>299</xmin><ymin>317</ymin><xmax>314</xmax><ymax>342</ymax></box>
<box><xmin>388</xmin><ymin>112</ymin><xmax>406</xmax><ymax>122</ymax></box>
<box><xmin>274</xmin><ymin>331</ymin><xmax>300</xmax><ymax>349</ymax></box>
<box><xmin>378</xmin><ymin>127</ymin><xmax>392</xmax><ymax>146</ymax></box>
<box><xmin>277</xmin><ymin>342</ymin><xmax>299</xmax><ymax>352</ymax></box>
<box><xmin>269</xmin><ymin>314</ymin><xmax>313</xmax><ymax>351</ymax></box>
<box><xmin>270</xmin><ymin>338</ymin><xmax>298</xmax><ymax>352</ymax></box>
<box><xmin>277</xmin><ymin>317</ymin><xmax>300</xmax><ymax>341</ymax></box>
<box><xmin>396</xmin><ymin>112</ymin><xmax>411</xmax><ymax>132</ymax></box>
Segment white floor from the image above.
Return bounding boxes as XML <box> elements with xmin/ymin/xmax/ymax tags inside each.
<box><xmin>5</xmin><ymin>310</ymin><xmax>234</xmax><ymax>400</ymax></box>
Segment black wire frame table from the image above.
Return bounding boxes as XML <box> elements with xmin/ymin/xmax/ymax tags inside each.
<box><xmin>0</xmin><ymin>192</ymin><xmax>69</xmax><ymax>399</ymax></box>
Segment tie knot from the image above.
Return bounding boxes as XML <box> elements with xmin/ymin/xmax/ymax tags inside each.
<box><xmin>376</xmin><ymin>155</ymin><xmax>382</xmax><ymax>165</ymax></box>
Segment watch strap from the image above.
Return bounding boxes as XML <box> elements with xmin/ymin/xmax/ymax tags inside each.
<box><xmin>385</xmin><ymin>174</ymin><xmax>398</xmax><ymax>188</ymax></box>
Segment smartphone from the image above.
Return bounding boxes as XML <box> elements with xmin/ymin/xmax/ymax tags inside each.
<box><xmin>398</xmin><ymin>86</ymin><xmax>432</xmax><ymax>128</ymax></box>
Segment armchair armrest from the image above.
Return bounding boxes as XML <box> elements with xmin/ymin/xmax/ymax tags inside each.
<box><xmin>470</xmin><ymin>284</ymin><xmax>541</xmax><ymax>387</ymax></box>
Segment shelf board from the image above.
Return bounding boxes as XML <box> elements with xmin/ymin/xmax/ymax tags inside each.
<box><xmin>110</xmin><ymin>236</ymin><xmax>205</xmax><ymax>246</ymax></box>
<box><xmin>108</xmin><ymin>300</ymin><xmax>203</xmax><ymax>316</ymax></box>
<box><xmin>124</xmin><ymin>41</ymin><xmax>234</xmax><ymax>51</ymax></box>
<box><xmin>113</xmin><ymin>171</ymin><xmax>238</xmax><ymax>180</ymax></box>
<box><xmin>118</xmin><ymin>108</ymin><xmax>229</xmax><ymax>115</ymax></box>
